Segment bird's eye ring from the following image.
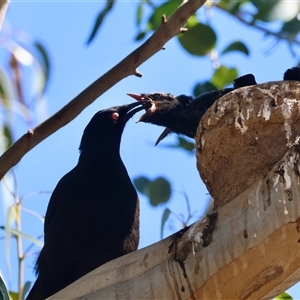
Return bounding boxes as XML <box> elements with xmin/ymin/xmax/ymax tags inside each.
<box><xmin>111</xmin><ymin>112</ymin><xmax>119</xmax><ymax>121</ymax></box>
<box><xmin>152</xmin><ymin>94</ymin><xmax>160</xmax><ymax>100</ymax></box>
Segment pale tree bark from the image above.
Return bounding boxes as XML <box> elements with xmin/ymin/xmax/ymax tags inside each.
<box><xmin>0</xmin><ymin>0</ymin><xmax>206</xmax><ymax>180</ymax></box>
<box><xmin>0</xmin><ymin>0</ymin><xmax>9</xmax><ymax>33</ymax></box>
<box><xmin>48</xmin><ymin>81</ymin><xmax>300</xmax><ymax>299</ymax></box>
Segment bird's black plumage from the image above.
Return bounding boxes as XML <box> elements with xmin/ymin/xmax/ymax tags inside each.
<box><xmin>128</xmin><ymin>73</ymin><xmax>257</xmax><ymax>144</ymax></box>
<box><xmin>26</xmin><ymin>101</ymin><xmax>148</xmax><ymax>300</ymax></box>
<box><xmin>284</xmin><ymin>66</ymin><xmax>300</xmax><ymax>81</ymax></box>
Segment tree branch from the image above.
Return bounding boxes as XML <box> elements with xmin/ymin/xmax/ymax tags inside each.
<box><xmin>0</xmin><ymin>0</ymin><xmax>206</xmax><ymax>180</ymax></box>
<box><xmin>0</xmin><ymin>0</ymin><xmax>9</xmax><ymax>32</ymax></box>
<box><xmin>50</xmin><ymin>82</ymin><xmax>300</xmax><ymax>299</ymax></box>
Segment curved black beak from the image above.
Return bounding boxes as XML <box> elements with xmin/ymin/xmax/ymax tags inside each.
<box><xmin>121</xmin><ymin>101</ymin><xmax>151</xmax><ymax>121</ymax></box>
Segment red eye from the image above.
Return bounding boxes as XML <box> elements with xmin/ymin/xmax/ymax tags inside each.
<box><xmin>111</xmin><ymin>112</ymin><xmax>119</xmax><ymax>121</ymax></box>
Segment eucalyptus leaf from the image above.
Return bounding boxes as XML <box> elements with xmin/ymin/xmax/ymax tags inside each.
<box><xmin>34</xmin><ymin>41</ymin><xmax>51</xmax><ymax>94</ymax></box>
<box><xmin>252</xmin><ymin>0</ymin><xmax>299</xmax><ymax>22</ymax></box>
<box><xmin>86</xmin><ymin>0</ymin><xmax>115</xmax><ymax>44</ymax></box>
<box><xmin>1</xmin><ymin>226</ymin><xmax>43</xmax><ymax>248</ymax></box>
<box><xmin>23</xmin><ymin>281</ymin><xmax>32</xmax><ymax>299</ymax></box>
<box><xmin>147</xmin><ymin>1</ymin><xmax>180</xmax><ymax>31</ymax></box>
<box><xmin>275</xmin><ymin>291</ymin><xmax>293</xmax><ymax>300</ymax></box>
<box><xmin>149</xmin><ymin>177</ymin><xmax>171</xmax><ymax>206</ymax></box>
<box><xmin>136</xmin><ymin>1</ymin><xmax>143</xmax><ymax>27</ymax></box>
<box><xmin>193</xmin><ymin>81</ymin><xmax>217</xmax><ymax>97</ymax></box>
<box><xmin>211</xmin><ymin>66</ymin><xmax>238</xmax><ymax>89</ymax></box>
<box><xmin>165</xmin><ymin>136</ymin><xmax>195</xmax><ymax>153</ymax></box>
<box><xmin>0</xmin><ymin>276</ymin><xmax>9</xmax><ymax>300</ymax></box>
<box><xmin>281</xmin><ymin>17</ymin><xmax>300</xmax><ymax>36</ymax></box>
<box><xmin>160</xmin><ymin>208</ymin><xmax>171</xmax><ymax>239</ymax></box>
<box><xmin>221</xmin><ymin>41</ymin><xmax>249</xmax><ymax>56</ymax></box>
<box><xmin>133</xmin><ymin>176</ymin><xmax>151</xmax><ymax>196</ymax></box>
<box><xmin>3</xmin><ymin>124</ymin><xmax>13</xmax><ymax>150</ymax></box>
<box><xmin>135</xmin><ymin>31</ymin><xmax>146</xmax><ymax>41</ymax></box>
<box><xmin>178</xmin><ymin>22</ymin><xmax>217</xmax><ymax>56</ymax></box>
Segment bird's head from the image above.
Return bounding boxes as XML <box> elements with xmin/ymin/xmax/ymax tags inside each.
<box><xmin>283</xmin><ymin>67</ymin><xmax>300</xmax><ymax>81</ymax></box>
<box><xmin>79</xmin><ymin>101</ymin><xmax>150</xmax><ymax>154</ymax></box>
<box><xmin>127</xmin><ymin>92</ymin><xmax>192</xmax><ymax>145</ymax></box>
<box><xmin>127</xmin><ymin>92</ymin><xmax>192</xmax><ymax>123</ymax></box>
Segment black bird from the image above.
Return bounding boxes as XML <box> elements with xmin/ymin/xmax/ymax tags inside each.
<box><xmin>128</xmin><ymin>73</ymin><xmax>257</xmax><ymax>144</ymax></box>
<box><xmin>284</xmin><ymin>66</ymin><xmax>300</xmax><ymax>81</ymax></box>
<box><xmin>26</xmin><ymin>101</ymin><xmax>148</xmax><ymax>300</ymax></box>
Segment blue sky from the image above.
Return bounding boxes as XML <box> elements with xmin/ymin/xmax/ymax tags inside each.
<box><xmin>0</xmin><ymin>1</ymin><xmax>299</xmax><ymax>298</ymax></box>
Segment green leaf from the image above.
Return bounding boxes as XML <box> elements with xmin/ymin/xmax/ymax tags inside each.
<box><xmin>178</xmin><ymin>22</ymin><xmax>217</xmax><ymax>56</ymax></box>
<box><xmin>136</xmin><ymin>1</ymin><xmax>143</xmax><ymax>27</ymax></box>
<box><xmin>281</xmin><ymin>17</ymin><xmax>300</xmax><ymax>36</ymax></box>
<box><xmin>149</xmin><ymin>177</ymin><xmax>171</xmax><ymax>206</ymax></box>
<box><xmin>250</xmin><ymin>0</ymin><xmax>279</xmax><ymax>11</ymax></box>
<box><xmin>86</xmin><ymin>0</ymin><xmax>115</xmax><ymax>44</ymax></box>
<box><xmin>33</xmin><ymin>41</ymin><xmax>51</xmax><ymax>94</ymax></box>
<box><xmin>165</xmin><ymin>136</ymin><xmax>195</xmax><ymax>152</ymax></box>
<box><xmin>193</xmin><ymin>81</ymin><xmax>217</xmax><ymax>97</ymax></box>
<box><xmin>221</xmin><ymin>41</ymin><xmax>249</xmax><ymax>56</ymax></box>
<box><xmin>23</xmin><ymin>281</ymin><xmax>31</xmax><ymax>300</ymax></box>
<box><xmin>148</xmin><ymin>1</ymin><xmax>180</xmax><ymax>31</ymax></box>
<box><xmin>211</xmin><ymin>66</ymin><xmax>238</xmax><ymax>89</ymax></box>
<box><xmin>134</xmin><ymin>176</ymin><xmax>172</xmax><ymax>206</ymax></box>
<box><xmin>1</xmin><ymin>226</ymin><xmax>43</xmax><ymax>248</ymax></box>
<box><xmin>8</xmin><ymin>291</ymin><xmax>18</xmax><ymax>300</ymax></box>
<box><xmin>0</xmin><ymin>276</ymin><xmax>9</xmax><ymax>300</ymax></box>
<box><xmin>160</xmin><ymin>208</ymin><xmax>171</xmax><ymax>239</ymax></box>
<box><xmin>3</xmin><ymin>124</ymin><xmax>13</xmax><ymax>150</ymax></box>
<box><xmin>177</xmin><ymin>137</ymin><xmax>195</xmax><ymax>152</ymax></box>
<box><xmin>0</xmin><ymin>66</ymin><xmax>13</xmax><ymax>110</ymax></box>
<box><xmin>4</xmin><ymin>205</ymin><xmax>16</xmax><ymax>276</ymax></box>
<box><xmin>275</xmin><ymin>291</ymin><xmax>293</xmax><ymax>300</ymax></box>
<box><xmin>133</xmin><ymin>176</ymin><xmax>151</xmax><ymax>196</ymax></box>
<box><xmin>251</xmin><ymin>0</ymin><xmax>300</xmax><ymax>22</ymax></box>
<box><xmin>135</xmin><ymin>31</ymin><xmax>146</xmax><ymax>41</ymax></box>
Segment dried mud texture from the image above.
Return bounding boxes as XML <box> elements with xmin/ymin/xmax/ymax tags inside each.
<box><xmin>196</xmin><ymin>81</ymin><xmax>300</xmax><ymax>208</ymax></box>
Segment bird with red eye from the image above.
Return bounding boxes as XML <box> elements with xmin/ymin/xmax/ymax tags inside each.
<box><xmin>128</xmin><ymin>73</ymin><xmax>257</xmax><ymax>145</ymax></box>
<box><xmin>26</xmin><ymin>101</ymin><xmax>150</xmax><ymax>300</ymax></box>
<box><xmin>111</xmin><ymin>111</ymin><xmax>119</xmax><ymax>121</ymax></box>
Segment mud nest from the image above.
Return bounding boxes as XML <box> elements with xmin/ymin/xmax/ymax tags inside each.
<box><xmin>196</xmin><ymin>81</ymin><xmax>300</xmax><ymax>207</ymax></box>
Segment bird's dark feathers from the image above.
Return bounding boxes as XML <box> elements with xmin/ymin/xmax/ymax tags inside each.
<box><xmin>26</xmin><ymin>101</ymin><xmax>147</xmax><ymax>300</ymax></box>
<box><xmin>79</xmin><ymin>101</ymin><xmax>149</xmax><ymax>154</ymax></box>
<box><xmin>233</xmin><ymin>73</ymin><xmax>257</xmax><ymax>88</ymax></box>
<box><xmin>128</xmin><ymin>73</ymin><xmax>257</xmax><ymax>143</ymax></box>
<box><xmin>283</xmin><ymin>67</ymin><xmax>300</xmax><ymax>81</ymax></box>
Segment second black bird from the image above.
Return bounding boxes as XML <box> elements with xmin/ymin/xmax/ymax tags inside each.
<box><xmin>26</xmin><ymin>101</ymin><xmax>148</xmax><ymax>300</ymax></box>
<box><xmin>128</xmin><ymin>74</ymin><xmax>257</xmax><ymax>144</ymax></box>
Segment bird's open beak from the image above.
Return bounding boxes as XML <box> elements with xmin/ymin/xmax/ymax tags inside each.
<box><xmin>155</xmin><ymin>128</ymin><xmax>172</xmax><ymax>146</ymax></box>
<box><xmin>127</xmin><ymin>94</ymin><xmax>171</xmax><ymax>145</ymax></box>
<box><xmin>122</xmin><ymin>101</ymin><xmax>151</xmax><ymax>121</ymax></box>
<box><xmin>127</xmin><ymin>93</ymin><xmax>155</xmax><ymax>123</ymax></box>
<box><xmin>127</xmin><ymin>93</ymin><xmax>147</xmax><ymax>101</ymax></box>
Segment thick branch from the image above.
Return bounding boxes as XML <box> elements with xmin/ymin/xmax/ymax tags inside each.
<box><xmin>49</xmin><ymin>143</ymin><xmax>300</xmax><ymax>299</ymax></box>
<box><xmin>0</xmin><ymin>0</ymin><xmax>206</xmax><ymax>180</ymax></box>
<box><xmin>46</xmin><ymin>83</ymin><xmax>300</xmax><ymax>299</ymax></box>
